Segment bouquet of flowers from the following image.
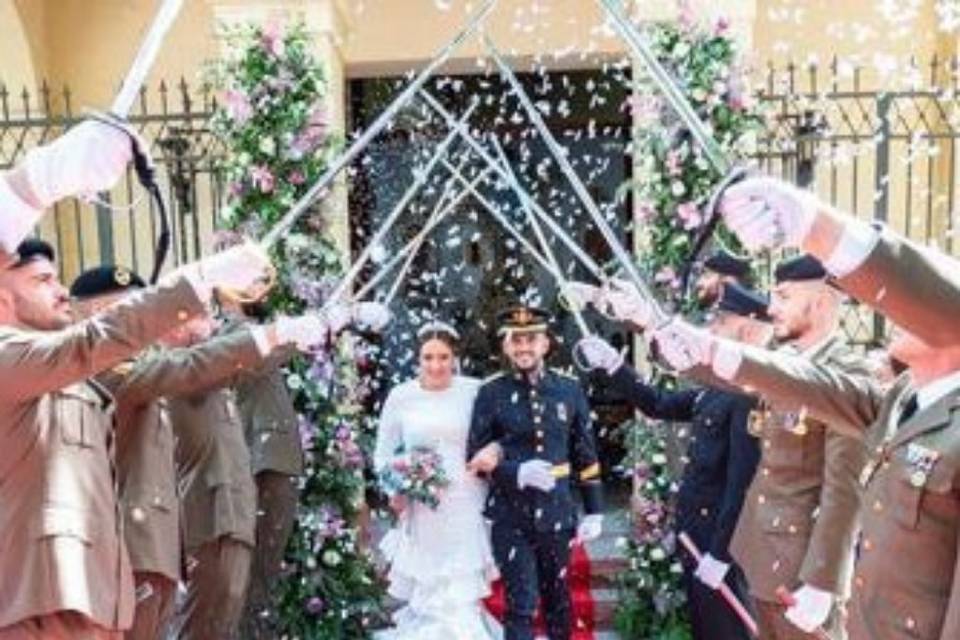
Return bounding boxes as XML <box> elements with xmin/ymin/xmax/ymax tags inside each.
<box><xmin>379</xmin><ymin>445</ymin><xmax>450</xmax><ymax>510</ymax></box>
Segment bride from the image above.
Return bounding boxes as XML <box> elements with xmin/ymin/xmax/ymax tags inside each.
<box><xmin>373</xmin><ymin>321</ymin><xmax>502</xmax><ymax>639</ymax></box>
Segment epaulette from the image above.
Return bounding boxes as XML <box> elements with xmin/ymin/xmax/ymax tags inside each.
<box><xmin>111</xmin><ymin>360</ymin><xmax>135</xmax><ymax>376</ymax></box>
<box><xmin>481</xmin><ymin>371</ymin><xmax>507</xmax><ymax>384</ymax></box>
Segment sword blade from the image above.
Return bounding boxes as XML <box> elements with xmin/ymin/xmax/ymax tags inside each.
<box><xmin>596</xmin><ymin>0</ymin><xmax>731</xmax><ymax>175</ymax></box>
<box><xmin>111</xmin><ymin>0</ymin><xmax>186</xmax><ymax>117</ymax></box>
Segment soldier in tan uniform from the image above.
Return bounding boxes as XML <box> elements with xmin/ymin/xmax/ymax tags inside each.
<box><xmin>726</xmin><ymin>256</ymin><xmax>868</xmax><ymax>639</ymax></box>
<box><xmin>644</xmin><ymin>175</ymin><xmax>960</xmax><ymax>638</ymax></box>
<box><xmin>223</xmin><ymin>300</ymin><xmax>303</xmax><ymax>640</ymax></box>
<box><xmin>0</xmin><ymin>237</ymin><xmax>275</xmax><ymax>639</ymax></box>
<box><xmin>168</xmin><ymin>302</ymin><xmax>374</xmax><ymax>640</ymax></box>
<box><xmin>69</xmin><ymin>267</ymin><xmax>330</xmax><ymax>640</ymax></box>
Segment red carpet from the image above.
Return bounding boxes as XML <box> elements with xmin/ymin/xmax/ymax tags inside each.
<box><xmin>483</xmin><ymin>542</ymin><xmax>596</xmax><ymax>639</ymax></box>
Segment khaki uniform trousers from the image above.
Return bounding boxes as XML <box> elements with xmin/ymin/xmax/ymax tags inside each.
<box><xmin>240</xmin><ymin>471</ymin><xmax>298</xmax><ymax>640</ymax></box>
<box><xmin>127</xmin><ymin>572</ymin><xmax>176</xmax><ymax>640</ymax></box>
<box><xmin>170</xmin><ymin>536</ymin><xmax>252</xmax><ymax>640</ymax></box>
<box><xmin>755</xmin><ymin>599</ymin><xmax>847</xmax><ymax>640</ymax></box>
<box><xmin>0</xmin><ymin>612</ymin><xmax>122</xmax><ymax>640</ymax></box>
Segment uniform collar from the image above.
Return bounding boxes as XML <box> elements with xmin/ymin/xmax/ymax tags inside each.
<box><xmin>916</xmin><ymin>369</ymin><xmax>960</xmax><ymax>411</ymax></box>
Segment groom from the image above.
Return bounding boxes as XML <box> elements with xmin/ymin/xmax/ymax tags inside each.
<box><xmin>467</xmin><ymin>304</ymin><xmax>604</xmax><ymax>640</ymax></box>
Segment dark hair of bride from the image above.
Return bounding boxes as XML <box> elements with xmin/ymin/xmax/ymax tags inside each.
<box><xmin>416</xmin><ymin>321</ymin><xmax>460</xmax><ymax>355</ymax></box>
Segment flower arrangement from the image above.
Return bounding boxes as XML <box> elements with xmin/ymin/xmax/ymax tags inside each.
<box><xmin>614</xmin><ymin>418</ymin><xmax>690</xmax><ymax>640</ymax></box>
<box><xmin>208</xmin><ymin>21</ymin><xmax>385</xmax><ymax>638</ymax></box>
<box><xmin>378</xmin><ymin>445</ymin><xmax>451</xmax><ymax>510</ymax></box>
<box><xmin>625</xmin><ymin>5</ymin><xmax>765</xmax><ymax>309</ymax></box>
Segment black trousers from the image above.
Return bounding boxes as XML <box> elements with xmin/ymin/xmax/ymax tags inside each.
<box><xmin>491</xmin><ymin>521</ymin><xmax>574</xmax><ymax>640</ymax></box>
<box><xmin>683</xmin><ymin>560</ymin><xmax>755</xmax><ymax>640</ymax></box>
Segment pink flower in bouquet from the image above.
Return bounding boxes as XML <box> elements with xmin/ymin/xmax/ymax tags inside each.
<box><xmin>261</xmin><ymin>19</ymin><xmax>286</xmax><ymax>57</ymax></box>
<box><xmin>250</xmin><ymin>165</ymin><xmax>275</xmax><ymax>194</ymax></box>
<box><xmin>635</xmin><ymin>201</ymin><xmax>657</xmax><ymax>224</ymax></box>
<box><xmin>654</xmin><ymin>266</ymin><xmax>679</xmax><ymax>289</ymax></box>
<box><xmin>676</xmin><ymin>201</ymin><xmax>703</xmax><ymax>230</ymax></box>
<box><xmin>298</xmin><ymin>415</ymin><xmax>316</xmax><ymax>451</ymax></box>
<box><xmin>289</xmin><ymin>103</ymin><xmax>330</xmax><ymax>159</ymax></box>
<box><xmin>223</xmin><ymin>89</ymin><xmax>253</xmax><ymax>124</ymax></box>
<box><xmin>288</xmin><ymin>169</ymin><xmax>306</xmax><ymax>185</ymax></box>
<box><xmin>305</xmin><ymin>596</ymin><xmax>324</xmax><ymax>615</ymax></box>
<box><xmin>714</xmin><ymin>16</ymin><xmax>731</xmax><ymax>36</ymax></box>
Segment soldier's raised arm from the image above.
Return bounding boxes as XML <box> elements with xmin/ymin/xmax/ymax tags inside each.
<box><xmin>646</xmin><ymin>319</ymin><xmax>883</xmax><ymax>439</ymax></box>
<box><xmin>0</xmin><ymin>241</ymin><xmax>272</xmax><ymax>405</ymax></box>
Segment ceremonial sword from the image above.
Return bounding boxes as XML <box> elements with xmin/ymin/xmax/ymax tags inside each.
<box><xmin>95</xmin><ymin>0</ymin><xmax>186</xmax><ymax>282</ymax></box>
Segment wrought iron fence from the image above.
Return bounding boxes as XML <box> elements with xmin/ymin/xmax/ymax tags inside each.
<box><xmin>0</xmin><ymin>79</ymin><xmax>227</xmax><ymax>282</ymax></box>
<box><xmin>755</xmin><ymin>56</ymin><xmax>960</xmax><ymax>344</ymax></box>
<box><xmin>3</xmin><ymin>56</ymin><xmax>959</xmax><ymax>343</ymax></box>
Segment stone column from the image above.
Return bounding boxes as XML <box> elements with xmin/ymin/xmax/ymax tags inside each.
<box><xmin>207</xmin><ymin>0</ymin><xmax>352</xmax><ymax>260</ymax></box>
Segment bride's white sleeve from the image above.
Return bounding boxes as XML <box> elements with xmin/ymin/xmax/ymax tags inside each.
<box><xmin>373</xmin><ymin>387</ymin><xmax>403</xmax><ymax>473</ymax></box>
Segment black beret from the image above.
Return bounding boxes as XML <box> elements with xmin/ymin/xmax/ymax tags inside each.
<box><xmin>11</xmin><ymin>238</ymin><xmax>55</xmax><ymax>269</ymax></box>
<box><xmin>774</xmin><ymin>254</ymin><xmax>827</xmax><ymax>283</ymax></box>
<box><xmin>703</xmin><ymin>249</ymin><xmax>751</xmax><ymax>279</ymax></box>
<box><xmin>497</xmin><ymin>304</ymin><xmax>550</xmax><ymax>336</ymax></box>
<box><xmin>717</xmin><ymin>283</ymin><xmax>770</xmax><ymax>321</ymax></box>
<box><xmin>70</xmin><ymin>265</ymin><xmax>146</xmax><ymax>299</ymax></box>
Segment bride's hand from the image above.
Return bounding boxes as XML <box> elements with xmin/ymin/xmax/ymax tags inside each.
<box><xmin>389</xmin><ymin>494</ymin><xmax>408</xmax><ymax>516</ymax></box>
<box><xmin>467</xmin><ymin>442</ymin><xmax>502</xmax><ymax>474</ymax></box>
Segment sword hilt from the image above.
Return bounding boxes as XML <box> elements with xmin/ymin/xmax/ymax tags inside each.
<box><xmin>679</xmin><ymin>165</ymin><xmax>751</xmax><ymax>300</ymax></box>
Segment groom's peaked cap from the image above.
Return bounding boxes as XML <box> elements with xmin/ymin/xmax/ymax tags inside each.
<box><xmin>70</xmin><ymin>265</ymin><xmax>146</xmax><ymax>299</ymax></box>
<box><xmin>497</xmin><ymin>304</ymin><xmax>550</xmax><ymax>336</ymax></box>
<box><xmin>774</xmin><ymin>254</ymin><xmax>826</xmax><ymax>283</ymax></box>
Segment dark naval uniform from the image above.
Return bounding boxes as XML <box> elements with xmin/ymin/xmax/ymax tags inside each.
<box><xmin>467</xmin><ymin>306</ymin><xmax>603</xmax><ymax>640</ymax></box>
<box><xmin>607</xmin><ymin>365</ymin><xmax>760</xmax><ymax>639</ymax></box>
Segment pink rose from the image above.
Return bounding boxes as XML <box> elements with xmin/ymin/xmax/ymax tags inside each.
<box><xmin>676</xmin><ymin>201</ymin><xmax>702</xmax><ymax>230</ymax></box>
<box><xmin>250</xmin><ymin>165</ymin><xmax>275</xmax><ymax>194</ymax></box>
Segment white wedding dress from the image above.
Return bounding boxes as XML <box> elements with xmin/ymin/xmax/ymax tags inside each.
<box><xmin>373</xmin><ymin>375</ymin><xmax>501</xmax><ymax>640</ymax></box>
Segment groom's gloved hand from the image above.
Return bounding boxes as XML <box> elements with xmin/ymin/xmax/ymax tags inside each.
<box><xmin>576</xmin><ymin>514</ymin><xmax>603</xmax><ymax>543</ymax></box>
<box><xmin>517</xmin><ymin>459</ymin><xmax>556</xmax><ymax>492</ymax></box>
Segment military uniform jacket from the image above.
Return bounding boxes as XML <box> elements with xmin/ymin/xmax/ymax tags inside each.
<box><xmin>170</xmin><ymin>331</ymin><xmax>259</xmax><ymax>552</ymax></box>
<box><xmin>0</xmin><ymin>276</ymin><xmax>206</xmax><ymax>630</ymax></box>
<box><xmin>466</xmin><ymin>368</ymin><xmax>603</xmax><ymax>532</ymax></box>
<box><xmin>723</xmin><ymin>225</ymin><xmax>960</xmax><ymax>638</ymax></box>
<box><xmin>728</xmin><ymin>336</ymin><xmax>869</xmax><ymax>603</ymax></box>
<box><xmin>96</xmin><ymin>328</ymin><xmax>266</xmax><ymax>582</ymax></box>
<box><xmin>235</xmin><ymin>349</ymin><xmax>303</xmax><ymax>477</ymax></box>
<box><xmin>607</xmin><ymin>365</ymin><xmax>759</xmax><ymax>562</ymax></box>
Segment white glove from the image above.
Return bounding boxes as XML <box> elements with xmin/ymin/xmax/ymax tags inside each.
<box><xmin>323</xmin><ymin>302</ymin><xmax>353</xmax><ymax>334</ymax></box>
<box><xmin>23</xmin><ymin>119</ymin><xmax>135</xmax><ymax>206</ymax></box>
<box><xmin>650</xmin><ymin>317</ymin><xmax>715</xmax><ymax>372</ymax></box>
<box><xmin>784</xmin><ymin>584</ymin><xmax>833</xmax><ymax>633</ymax></box>
<box><xmin>176</xmin><ymin>241</ymin><xmax>272</xmax><ymax>301</ymax></box>
<box><xmin>575</xmin><ymin>336</ymin><xmax>624</xmax><ymax>374</ymax></box>
<box><xmin>598</xmin><ymin>279</ymin><xmax>655</xmax><ymax>329</ymax></box>
<box><xmin>276</xmin><ymin>314</ymin><xmax>330</xmax><ymax>351</ymax></box>
<box><xmin>562</xmin><ymin>281</ymin><xmax>602</xmax><ymax>309</ymax></box>
<box><xmin>517</xmin><ymin>459</ymin><xmax>557</xmax><ymax>493</ymax></box>
<box><xmin>694</xmin><ymin>553</ymin><xmax>730</xmax><ymax>590</ymax></box>
<box><xmin>576</xmin><ymin>514</ymin><xmax>603</xmax><ymax>543</ymax></box>
<box><xmin>720</xmin><ymin>177</ymin><xmax>821</xmax><ymax>251</ymax></box>
<box><xmin>352</xmin><ymin>302</ymin><xmax>391</xmax><ymax>332</ymax></box>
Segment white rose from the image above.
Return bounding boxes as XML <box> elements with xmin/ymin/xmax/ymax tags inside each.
<box><xmin>650</xmin><ymin>547</ymin><xmax>667</xmax><ymax>561</ymax></box>
<box><xmin>322</xmin><ymin>550</ymin><xmax>342</xmax><ymax>567</ymax></box>
<box><xmin>259</xmin><ymin>136</ymin><xmax>277</xmax><ymax>157</ymax></box>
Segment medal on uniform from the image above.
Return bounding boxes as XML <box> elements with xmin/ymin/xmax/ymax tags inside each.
<box><xmin>905</xmin><ymin>443</ymin><xmax>940</xmax><ymax>489</ymax></box>
<box><xmin>783</xmin><ymin>407</ymin><xmax>809</xmax><ymax>436</ymax></box>
<box><xmin>557</xmin><ymin>402</ymin><xmax>568</xmax><ymax>422</ymax></box>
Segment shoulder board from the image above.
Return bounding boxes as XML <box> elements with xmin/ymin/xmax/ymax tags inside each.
<box><xmin>111</xmin><ymin>360</ymin><xmax>135</xmax><ymax>376</ymax></box>
<box><xmin>481</xmin><ymin>371</ymin><xmax>507</xmax><ymax>384</ymax></box>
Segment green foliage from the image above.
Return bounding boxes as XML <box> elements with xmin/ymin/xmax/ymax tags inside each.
<box><xmin>626</xmin><ymin>14</ymin><xmax>766</xmax><ymax>309</ymax></box>
<box><xmin>209</xmin><ymin>21</ymin><xmax>386</xmax><ymax>638</ymax></box>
